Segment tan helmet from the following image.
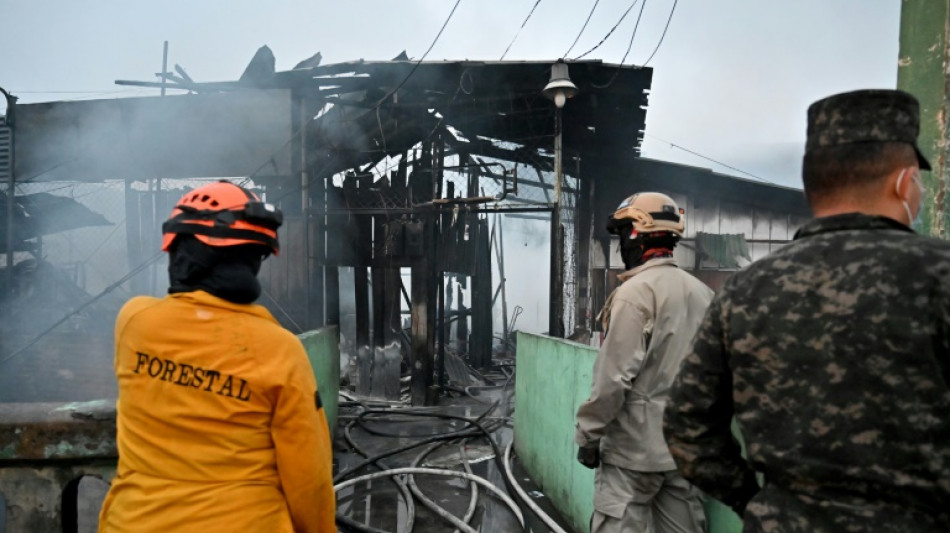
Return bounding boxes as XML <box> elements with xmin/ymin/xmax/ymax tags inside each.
<box><xmin>608</xmin><ymin>192</ymin><xmax>684</xmax><ymax>236</ymax></box>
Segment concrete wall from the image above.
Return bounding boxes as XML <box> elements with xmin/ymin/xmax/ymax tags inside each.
<box><xmin>514</xmin><ymin>332</ymin><xmax>743</xmax><ymax>533</ymax></box>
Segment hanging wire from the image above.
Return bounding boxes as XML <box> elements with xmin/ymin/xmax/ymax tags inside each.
<box><xmin>589</xmin><ymin>0</ymin><xmax>648</xmax><ymax>89</ymax></box>
<box><xmin>0</xmin><ymin>251</ymin><xmax>165</xmax><ymax>367</ymax></box>
<box><xmin>619</xmin><ymin>0</ymin><xmax>648</xmax><ymax>65</ymax></box>
<box><xmin>563</xmin><ymin>0</ymin><xmax>601</xmax><ymax>58</ymax></box>
<box><xmin>500</xmin><ymin>0</ymin><xmax>543</xmax><ymax>60</ymax></box>
<box><xmin>644</xmin><ymin>133</ymin><xmax>779</xmax><ymax>185</ymax></box>
<box><xmin>573</xmin><ymin>0</ymin><xmax>639</xmax><ymax>60</ymax></box>
<box><xmin>642</xmin><ymin>0</ymin><xmax>679</xmax><ymax>66</ymax></box>
<box><xmin>376</xmin><ymin>0</ymin><xmax>462</xmax><ymax>104</ymax></box>
<box><xmin>241</xmin><ymin>0</ymin><xmax>463</xmax><ymax>188</ymax></box>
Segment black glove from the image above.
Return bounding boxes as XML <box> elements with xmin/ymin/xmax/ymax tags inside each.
<box><xmin>577</xmin><ymin>444</ymin><xmax>600</xmax><ymax>469</ymax></box>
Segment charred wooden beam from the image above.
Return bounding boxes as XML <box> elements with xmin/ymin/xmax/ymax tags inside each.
<box><xmin>469</xmin><ymin>217</ymin><xmax>493</xmax><ymax>368</ymax></box>
<box><xmin>410</xmin><ymin>217</ymin><xmax>437</xmax><ymax>405</ymax></box>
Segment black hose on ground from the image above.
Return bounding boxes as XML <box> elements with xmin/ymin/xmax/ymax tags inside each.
<box><xmin>335</xmin><ymin>416</ymin><xmax>417</xmax><ymax>533</ymax></box>
<box><xmin>349</xmin><ymin>407</ymin><xmax>527</xmax><ymax>522</ymax></box>
<box><xmin>333</xmin><ymin>402</ymin><xmax>499</xmax><ymax>484</ymax></box>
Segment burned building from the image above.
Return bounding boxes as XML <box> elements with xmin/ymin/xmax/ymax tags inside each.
<box><xmin>1</xmin><ymin>49</ymin><xmax>808</xmax><ymax>405</ymax></box>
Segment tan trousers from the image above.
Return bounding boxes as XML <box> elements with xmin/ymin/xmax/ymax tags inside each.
<box><xmin>591</xmin><ymin>464</ymin><xmax>706</xmax><ymax>533</ymax></box>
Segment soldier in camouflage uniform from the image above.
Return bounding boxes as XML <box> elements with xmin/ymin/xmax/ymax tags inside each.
<box><xmin>663</xmin><ymin>89</ymin><xmax>950</xmax><ymax>532</ymax></box>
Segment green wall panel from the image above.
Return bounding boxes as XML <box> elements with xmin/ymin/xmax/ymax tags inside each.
<box><xmin>514</xmin><ymin>332</ymin><xmax>597</xmax><ymax>533</ymax></box>
<box><xmin>299</xmin><ymin>326</ymin><xmax>340</xmax><ymax>435</ymax></box>
<box><xmin>514</xmin><ymin>332</ymin><xmax>743</xmax><ymax>533</ymax></box>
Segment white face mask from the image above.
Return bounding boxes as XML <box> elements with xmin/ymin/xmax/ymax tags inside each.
<box><xmin>895</xmin><ymin>168</ymin><xmax>925</xmax><ymax>228</ymax></box>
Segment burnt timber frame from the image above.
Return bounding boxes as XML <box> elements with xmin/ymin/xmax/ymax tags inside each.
<box><xmin>6</xmin><ymin>55</ymin><xmax>809</xmax><ymax>406</ymax></box>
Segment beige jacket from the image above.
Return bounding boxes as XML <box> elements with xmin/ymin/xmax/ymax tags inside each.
<box><xmin>576</xmin><ymin>257</ymin><xmax>713</xmax><ymax>472</ymax></box>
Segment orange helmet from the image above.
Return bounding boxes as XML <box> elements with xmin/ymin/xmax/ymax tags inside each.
<box><xmin>161</xmin><ymin>181</ymin><xmax>283</xmax><ymax>255</ymax></box>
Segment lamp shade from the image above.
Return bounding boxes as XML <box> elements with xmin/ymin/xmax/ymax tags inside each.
<box><xmin>542</xmin><ymin>61</ymin><xmax>578</xmax><ymax>108</ymax></box>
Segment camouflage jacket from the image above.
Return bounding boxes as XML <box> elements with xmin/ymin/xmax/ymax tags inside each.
<box><xmin>663</xmin><ymin>213</ymin><xmax>950</xmax><ymax>532</ymax></box>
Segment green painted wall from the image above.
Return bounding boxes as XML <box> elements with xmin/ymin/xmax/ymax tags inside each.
<box><xmin>299</xmin><ymin>326</ymin><xmax>340</xmax><ymax>435</ymax></box>
<box><xmin>514</xmin><ymin>332</ymin><xmax>596</xmax><ymax>533</ymax></box>
<box><xmin>514</xmin><ymin>332</ymin><xmax>743</xmax><ymax>533</ymax></box>
<box><xmin>898</xmin><ymin>0</ymin><xmax>950</xmax><ymax>237</ymax></box>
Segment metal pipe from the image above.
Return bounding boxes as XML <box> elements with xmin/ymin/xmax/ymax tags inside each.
<box><xmin>1</xmin><ymin>87</ymin><xmax>17</xmax><ymax>299</ymax></box>
<box><xmin>160</xmin><ymin>41</ymin><xmax>169</xmax><ymax>97</ymax></box>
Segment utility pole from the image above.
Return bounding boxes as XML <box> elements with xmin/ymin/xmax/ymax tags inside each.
<box><xmin>542</xmin><ymin>60</ymin><xmax>577</xmax><ymax>337</ymax></box>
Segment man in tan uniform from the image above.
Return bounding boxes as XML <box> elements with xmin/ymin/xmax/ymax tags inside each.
<box><xmin>576</xmin><ymin>192</ymin><xmax>711</xmax><ymax>533</ymax></box>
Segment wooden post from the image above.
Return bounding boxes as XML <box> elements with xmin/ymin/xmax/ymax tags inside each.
<box><xmin>470</xmin><ymin>218</ymin><xmax>492</xmax><ymax>368</ymax></box>
<box><xmin>410</xmin><ymin>218</ymin><xmax>436</xmax><ymax>405</ymax></box>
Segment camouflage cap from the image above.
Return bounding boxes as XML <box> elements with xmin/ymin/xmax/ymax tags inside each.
<box><xmin>806</xmin><ymin>89</ymin><xmax>931</xmax><ymax>170</ymax></box>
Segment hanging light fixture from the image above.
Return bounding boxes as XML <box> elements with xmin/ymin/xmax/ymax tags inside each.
<box><xmin>542</xmin><ymin>59</ymin><xmax>578</xmax><ymax>109</ymax></box>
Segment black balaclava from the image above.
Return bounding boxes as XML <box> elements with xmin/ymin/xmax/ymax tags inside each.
<box><xmin>168</xmin><ymin>235</ymin><xmax>267</xmax><ymax>304</ymax></box>
<box><xmin>617</xmin><ymin>226</ymin><xmax>679</xmax><ymax>270</ymax></box>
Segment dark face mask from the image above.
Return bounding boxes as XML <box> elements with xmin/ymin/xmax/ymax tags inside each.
<box><xmin>167</xmin><ymin>236</ymin><xmax>267</xmax><ymax>304</ymax></box>
<box><xmin>617</xmin><ymin>227</ymin><xmax>679</xmax><ymax>271</ymax></box>
<box><xmin>618</xmin><ymin>233</ymin><xmax>646</xmax><ymax>271</ymax></box>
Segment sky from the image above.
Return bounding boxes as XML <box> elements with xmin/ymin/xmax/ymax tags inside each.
<box><xmin>2</xmin><ymin>0</ymin><xmax>902</xmax><ymax>188</ymax></box>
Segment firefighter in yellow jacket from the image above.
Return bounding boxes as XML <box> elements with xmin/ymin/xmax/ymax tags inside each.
<box><xmin>99</xmin><ymin>181</ymin><xmax>336</xmax><ymax>533</ymax></box>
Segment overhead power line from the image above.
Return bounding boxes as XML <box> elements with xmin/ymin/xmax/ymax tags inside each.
<box><xmin>500</xmin><ymin>0</ymin><xmax>543</xmax><ymax>60</ymax></box>
<box><xmin>619</xmin><ymin>0</ymin><xmax>649</xmax><ymax>66</ymax></box>
<box><xmin>589</xmin><ymin>0</ymin><xmax>648</xmax><ymax>89</ymax></box>
<box><xmin>642</xmin><ymin>0</ymin><xmax>678</xmax><ymax>66</ymax></box>
<box><xmin>645</xmin><ymin>133</ymin><xmax>779</xmax><ymax>185</ymax></box>
<box><xmin>383</xmin><ymin>0</ymin><xmax>462</xmax><ymax>102</ymax></box>
<box><xmin>573</xmin><ymin>0</ymin><xmax>639</xmax><ymax>60</ymax></box>
<box><xmin>563</xmin><ymin>0</ymin><xmax>601</xmax><ymax>58</ymax></box>
<box><xmin>241</xmin><ymin>0</ymin><xmax>462</xmax><ymax>187</ymax></box>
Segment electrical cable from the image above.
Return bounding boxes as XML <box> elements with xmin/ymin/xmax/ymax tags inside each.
<box><xmin>589</xmin><ymin>0</ymin><xmax>648</xmax><ymax>89</ymax></box>
<box><xmin>500</xmin><ymin>0</ymin><xmax>543</xmax><ymax>60</ymax></box>
<box><xmin>573</xmin><ymin>0</ymin><xmax>639</xmax><ymax>60</ymax></box>
<box><xmin>376</xmin><ymin>0</ymin><xmax>462</xmax><ymax>107</ymax></box>
<box><xmin>241</xmin><ymin>0</ymin><xmax>461</xmax><ymax>189</ymax></box>
<box><xmin>503</xmin><ymin>441</ymin><xmax>569</xmax><ymax>533</ymax></box>
<box><xmin>563</xmin><ymin>0</ymin><xmax>602</xmax><ymax>58</ymax></box>
<box><xmin>260</xmin><ymin>288</ymin><xmax>305</xmax><ymax>333</ymax></box>
<box><xmin>335</xmin><ymin>468</ymin><xmax>525</xmax><ymax>529</ymax></box>
<box><xmin>642</xmin><ymin>0</ymin><xmax>678</xmax><ymax>66</ymax></box>
<box><xmin>0</xmin><ymin>250</ymin><xmax>164</xmax><ymax>367</ymax></box>
<box><xmin>644</xmin><ymin>133</ymin><xmax>778</xmax><ymax>184</ymax></box>
<box><xmin>619</xmin><ymin>0</ymin><xmax>649</xmax><ymax>66</ymax></box>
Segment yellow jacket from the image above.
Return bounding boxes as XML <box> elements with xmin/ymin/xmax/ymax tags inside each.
<box><xmin>99</xmin><ymin>290</ymin><xmax>336</xmax><ymax>533</ymax></box>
